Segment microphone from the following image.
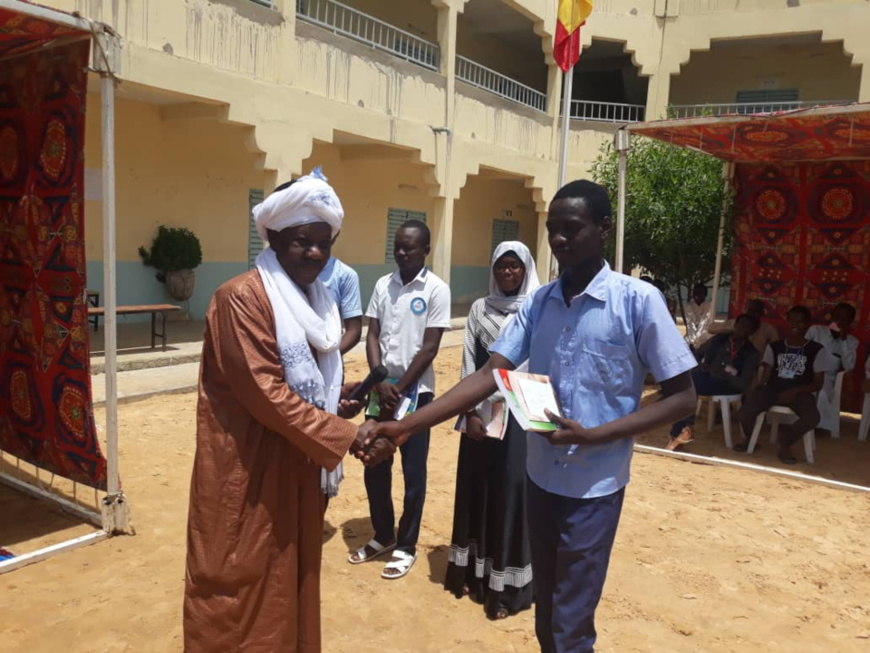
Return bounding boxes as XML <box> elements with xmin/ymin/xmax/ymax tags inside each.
<box><xmin>347</xmin><ymin>365</ymin><xmax>389</xmax><ymax>403</ymax></box>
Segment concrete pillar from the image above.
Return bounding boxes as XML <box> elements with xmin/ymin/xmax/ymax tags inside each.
<box><xmin>431</xmin><ymin>195</ymin><xmax>456</xmax><ymax>284</ymax></box>
<box><xmin>859</xmin><ymin>61</ymin><xmax>870</xmax><ymax>103</ymax></box>
<box><xmin>429</xmin><ymin>1</ymin><xmax>464</xmax><ymax>285</ymax></box>
<box><xmin>275</xmin><ymin>0</ymin><xmax>297</xmax><ymax>86</ymax></box>
<box><xmin>645</xmin><ymin>69</ymin><xmax>671</xmax><ymax>122</ymax></box>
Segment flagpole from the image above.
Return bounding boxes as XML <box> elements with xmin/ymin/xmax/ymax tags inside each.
<box><xmin>549</xmin><ymin>67</ymin><xmax>573</xmax><ymax>282</ymax></box>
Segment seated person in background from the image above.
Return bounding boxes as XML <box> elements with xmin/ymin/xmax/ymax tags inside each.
<box><xmin>708</xmin><ymin>298</ymin><xmax>779</xmax><ymax>354</ymax></box>
<box><xmin>864</xmin><ymin>353</ymin><xmax>870</xmax><ymax>394</ymax></box>
<box><xmin>806</xmin><ymin>303</ymin><xmax>858</xmax><ymax>436</ymax></box>
<box><xmin>685</xmin><ymin>283</ymin><xmax>713</xmax><ymax>350</ymax></box>
<box><xmin>667</xmin><ymin>313</ymin><xmax>760</xmax><ymax>450</ymax></box>
<box><xmin>736</xmin><ymin>305</ymin><xmax>832</xmax><ymax>464</ymax></box>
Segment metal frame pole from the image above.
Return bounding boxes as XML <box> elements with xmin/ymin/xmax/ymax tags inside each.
<box><xmin>615</xmin><ymin>128</ymin><xmax>630</xmax><ymax>273</ymax></box>
<box><xmin>709</xmin><ymin>161</ymin><xmax>734</xmax><ymax>320</ymax></box>
<box><xmin>99</xmin><ymin>68</ymin><xmax>130</xmax><ymax>534</ymax></box>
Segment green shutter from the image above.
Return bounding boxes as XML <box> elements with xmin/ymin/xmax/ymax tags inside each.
<box><xmin>491</xmin><ymin>218</ymin><xmax>520</xmax><ymax>255</ymax></box>
<box><xmin>248</xmin><ymin>189</ymin><xmax>265</xmax><ymax>269</ymax></box>
<box><xmin>385</xmin><ymin>209</ymin><xmax>426</xmax><ymax>263</ymax></box>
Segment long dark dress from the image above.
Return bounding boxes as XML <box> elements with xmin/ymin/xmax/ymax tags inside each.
<box><xmin>444</xmin><ymin>299</ymin><xmax>533</xmax><ymax>619</ymax></box>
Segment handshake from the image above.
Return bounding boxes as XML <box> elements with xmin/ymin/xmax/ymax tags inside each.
<box><xmin>338</xmin><ymin>380</ymin><xmax>411</xmax><ymax>466</ymax></box>
<box><xmin>348</xmin><ymin>419</ymin><xmax>409</xmax><ymax>467</ymax></box>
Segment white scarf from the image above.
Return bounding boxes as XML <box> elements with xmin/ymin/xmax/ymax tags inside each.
<box><xmin>255</xmin><ymin>247</ymin><xmax>345</xmax><ymax>497</ymax></box>
<box><xmin>485</xmin><ymin>241</ymin><xmax>540</xmax><ymax>314</ymax></box>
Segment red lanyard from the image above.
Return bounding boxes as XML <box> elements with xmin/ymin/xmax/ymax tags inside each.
<box><xmin>729</xmin><ymin>337</ymin><xmax>738</xmax><ymax>363</ymax></box>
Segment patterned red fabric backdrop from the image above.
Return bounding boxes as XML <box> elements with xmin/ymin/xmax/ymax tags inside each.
<box><xmin>729</xmin><ymin>161</ymin><xmax>870</xmax><ymax>412</ymax></box>
<box><xmin>0</xmin><ymin>41</ymin><xmax>107</xmax><ymax>489</ymax></box>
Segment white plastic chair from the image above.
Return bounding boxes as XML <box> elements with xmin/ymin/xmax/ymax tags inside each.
<box><xmin>748</xmin><ymin>407</ymin><xmax>815</xmax><ymax>464</ymax></box>
<box><xmin>858</xmin><ymin>393</ymin><xmax>870</xmax><ymax>442</ymax></box>
<box><xmin>695</xmin><ymin>394</ymin><xmax>742</xmax><ymax>449</ymax></box>
<box><xmin>817</xmin><ymin>370</ymin><xmax>846</xmax><ymax>438</ymax></box>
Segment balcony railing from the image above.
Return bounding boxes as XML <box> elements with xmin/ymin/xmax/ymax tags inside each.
<box><xmin>569</xmin><ymin>100</ymin><xmax>645</xmax><ymax>123</ymax></box>
<box><xmin>296</xmin><ymin>0</ymin><xmax>440</xmax><ymax>71</ymax></box>
<box><xmin>456</xmin><ymin>56</ymin><xmax>547</xmax><ymax>112</ymax></box>
<box><xmin>669</xmin><ymin>100</ymin><xmax>853</xmax><ymax>119</ymax></box>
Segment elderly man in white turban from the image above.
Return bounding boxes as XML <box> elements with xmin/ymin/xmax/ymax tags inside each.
<box><xmin>184</xmin><ymin>168</ymin><xmax>389</xmax><ymax>652</ymax></box>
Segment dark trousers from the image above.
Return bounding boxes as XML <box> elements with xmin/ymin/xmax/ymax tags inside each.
<box><xmin>670</xmin><ymin>370</ymin><xmax>739</xmax><ymax>436</ymax></box>
<box><xmin>364</xmin><ymin>393</ymin><xmax>433</xmax><ymax>555</ymax></box>
<box><xmin>527</xmin><ymin>478</ymin><xmax>625</xmax><ymax>653</ymax></box>
<box><xmin>738</xmin><ymin>386</ymin><xmax>820</xmax><ymax>448</ymax></box>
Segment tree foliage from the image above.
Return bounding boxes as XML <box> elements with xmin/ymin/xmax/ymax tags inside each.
<box><xmin>591</xmin><ymin>137</ymin><xmax>732</xmax><ymax>305</ymax></box>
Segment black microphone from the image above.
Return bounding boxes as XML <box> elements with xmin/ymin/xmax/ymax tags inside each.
<box><xmin>347</xmin><ymin>365</ymin><xmax>389</xmax><ymax>402</ymax></box>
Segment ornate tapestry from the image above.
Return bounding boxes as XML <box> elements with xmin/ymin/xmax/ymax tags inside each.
<box><xmin>729</xmin><ymin>161</ymin><xmax>870</xmax><ymax>412</ymax></box>
<box><xmin>631</xmin><ymin>108</ymin><xmax>870</xmax><ymax>163</ymax></box>
<box><xmin>0</xmin><ymin>40</ymin><xmax>106</xmax><ymax>489</ymax></box>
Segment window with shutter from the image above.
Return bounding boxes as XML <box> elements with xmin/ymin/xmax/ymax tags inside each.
<box><xmin>385</xmin><ymin>209</ymin><xmax>426</xmax><ymax>263</ymax></box>
<box><xmin>491</xmin><ymin>219</ymin><xmax>520</xmax><ymax>255</ymax></box>
<box><xmin>248</xmin><ymin>189</ymin><xmax>265</xmax><ymax>269</ymax></box>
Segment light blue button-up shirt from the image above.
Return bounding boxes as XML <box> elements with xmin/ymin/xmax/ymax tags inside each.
<box><xmin>319</xmin><ymin>257</ymin><xmax>362</xmax><ymax>319</ymax></box>
<box><xmin>491</xmin><ymin>262</ymin><xmax>696</xmax><ymax>499</ymax></box>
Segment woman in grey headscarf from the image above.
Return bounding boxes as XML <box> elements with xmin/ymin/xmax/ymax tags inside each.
<box><xmin>444</xmin><ymin>241</ymin><xmax>540</xmax><ymax>620</ymax></box>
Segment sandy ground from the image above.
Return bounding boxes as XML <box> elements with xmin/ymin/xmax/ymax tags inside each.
<box><xmin>2</xmin><ymin>346</ymin><xmax>870</xmax><ymax>652</ymax></box>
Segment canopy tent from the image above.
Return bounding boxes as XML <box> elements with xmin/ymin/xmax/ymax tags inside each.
<box><xmin>0</xmin><ymin>0</ymin><xmax>127</xmax><ymax>573</ymax></box>
<box><xmin>623</xmin><ymin>104</ymin><xmax>870</xmax><ymax>411</ymax></box>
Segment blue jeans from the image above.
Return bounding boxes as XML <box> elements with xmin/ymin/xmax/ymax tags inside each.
<box><xmin>527</xmin><ymin>478</ymin><xmax>625</xmax><ymax>653</ymax></box>
<box><xmin>364</xmin><ymin>393</ymin><xmax>432</xmax><ymax>555</ymax></box>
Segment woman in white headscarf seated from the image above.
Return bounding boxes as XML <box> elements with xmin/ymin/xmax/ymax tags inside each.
<box><xmin>444</xmin><ymin>241</ymin><xmax>540</xmax><ymax>621</ymax></box>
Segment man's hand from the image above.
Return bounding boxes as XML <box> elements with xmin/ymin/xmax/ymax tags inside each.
<box><xmin>359</xmin><ymin>436</ymin><xmax>397</xmax><ymax>467</ymax></box>
<box><xmin>538</xmin><ymin>410</ymin><xmax>599</xmax><ymax>446</ymax></box>
<box><xmin>465</xmin><ymin>412</ymin><xmax>487</xmax><ymax>441</ymax></box>
<box><xmin>377</xmin><ymin>381</ymin><xmax>402</xmax><ymax>414</ymax></box>
<box><xmin>363</xmin><ymin>419</ymin><xmax>413</xmax><ymax>449</ymax></box>
<box><xmin>350</xmin><ymin>419</ymin><xmax>379</xmax><ymax>456</ymax></box>
<box><xmin>338</xmin><ymin>382</ymin><xmax>364</xmax><ymax>419</ymax></box>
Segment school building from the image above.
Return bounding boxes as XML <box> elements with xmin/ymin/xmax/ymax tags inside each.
<box><xmin>37</xmin><ymin>0</ymin><xmax>870</xmax><ymax>316</ymax></box>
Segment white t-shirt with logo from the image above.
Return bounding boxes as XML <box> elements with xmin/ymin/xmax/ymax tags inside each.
<box><xmin>365</xmin><ymin>267</ymin><xmax>451</xmax><ymax>395</ymax></box>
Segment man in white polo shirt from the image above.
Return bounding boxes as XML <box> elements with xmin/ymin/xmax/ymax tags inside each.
<box><xmin>348</xmin><ymin>219</ymin><xmax>451</xmax><ymax>580</ymax></box>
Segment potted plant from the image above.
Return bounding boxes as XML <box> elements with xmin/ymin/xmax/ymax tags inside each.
<box><xmin>139</xmin><ymin>226</ymin><xmax>203</xmax><ymax>302</ymax></box>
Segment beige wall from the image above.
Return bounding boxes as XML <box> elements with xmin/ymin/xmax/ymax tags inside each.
<box><xmin>301</xmin><ymin>141</ymin><xmax>438</xmax><ymax>266</ymax></box>
<box><xmin>84</xmin><ymin>96</ymin><xmax>267</xmax><ymax>263</ymax></box>
<box><xmin>456</xmin><ymin>15</ymin><xmax>548</xmax><ymax>92</ymax></box>
<box><xmin>452</xmin><ymin>177</ymin><xmax>538</xmax><ymax>268</ymax></box>
<box><xmin>670</xmin><ymin>41</ymin><xmax>862</xmax><ymax>105</ymax></box>
<box><xmin>343</xmin><ymin>0</ymin><xmax>439</xmax><ymax>43</ymax></box>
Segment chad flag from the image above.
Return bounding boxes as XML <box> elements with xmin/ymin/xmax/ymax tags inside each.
<box><xmin>555</xmin><ymin>0</ymin><xmax>593</xmax><ymax>72</ymax></box>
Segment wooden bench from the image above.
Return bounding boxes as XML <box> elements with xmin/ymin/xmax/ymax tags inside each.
<box><xmin>88</xmin><ymin>304</ymin><xmax>183</xmax><ymax>351</ymax></box>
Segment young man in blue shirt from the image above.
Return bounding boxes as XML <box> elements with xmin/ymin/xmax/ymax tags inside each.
<box><xmin>362</xmin><ymin>180</ymin><xmax>697</xmax><ymax>651</ymax></box>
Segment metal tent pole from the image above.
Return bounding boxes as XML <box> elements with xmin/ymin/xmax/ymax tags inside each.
<box><xmin>614</xmin><ymin>128</ymin><xmax>630</xmax><ymax>273</ymax></box>
<box><xmin>709</xmin><ymin>161</ymin><xmax>734</xmax><ymax>320</ymax></box>
<box><xmin>100</xmin><ymin>69</ymin><xmax>128</xmax><ymax>532</ymax></box>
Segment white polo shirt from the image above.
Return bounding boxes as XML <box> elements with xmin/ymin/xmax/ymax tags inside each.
<box><xmin>365</xmin><ymin>267</ymin><xmax>451</xmax><ymax>395</ymax></box>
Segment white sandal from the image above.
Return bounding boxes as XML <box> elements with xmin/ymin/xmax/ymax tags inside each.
<box><xmin>381</xmin><ymin>550</ymin><xmax>417</xmax><ymax>579</ymax></box>
<box><xmin>347</xmin><ymin>539</ymin><xmax>396</xmax><ymax>565</ymax></box>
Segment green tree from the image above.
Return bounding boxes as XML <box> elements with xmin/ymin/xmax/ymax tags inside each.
<box><xmin>591</xmin><ymin>137</ymin><xmax>732</xmax><ymax>321</ymax></box>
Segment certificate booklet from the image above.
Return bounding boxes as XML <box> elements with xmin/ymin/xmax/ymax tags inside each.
<box><xmin>492</xmin><ymin>369</ymin><xmax>561</xmax><ymax>432</ymax></box>
<box><xmin>454</xmin><ymin>399</ymin><xmax>508</xmax><ymax>440</ymax></box>
<box><xmin>366</xmin><ymin>379</ymin><xmax>419</xmax><ymax>420</ymax></box>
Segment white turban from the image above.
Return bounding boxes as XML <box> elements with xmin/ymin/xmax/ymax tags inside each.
<box><xmin>253</xmin><ymin>167</ymin><xmax>344</xmax><ymax>242</ymax></box>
